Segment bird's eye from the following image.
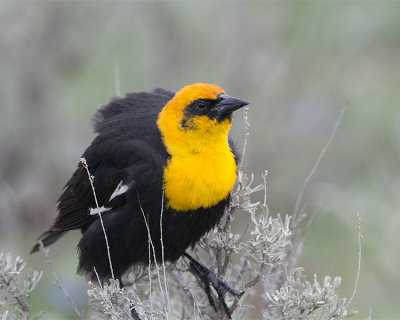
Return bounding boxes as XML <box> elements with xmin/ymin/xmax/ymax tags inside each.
<box><xmin>197</xmin><ymin>101</ymin><xmax>207</xmax><ymax>110</ymax></box>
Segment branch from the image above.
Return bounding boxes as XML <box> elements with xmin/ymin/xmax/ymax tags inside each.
<box><xmin>80</xmin><ymin>157</ymin><xmax>115</xmax><ymax>280</ymax></box>
<box><xmin>38</xmin><ymin>242</ymin><xmax>83</xmax><ymax>320</ymax></box>
<box><xmin>292</xmin><ymin>107</ymin><xmax>346</xmax><ymax>226</ymax></box>
<box><xmin>346</xmin><ymin>212</ymin><xmax>363</xmax><ymax>308</ymax></box>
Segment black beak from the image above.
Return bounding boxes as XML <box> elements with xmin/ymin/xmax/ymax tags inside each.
<box><xmin>215</xmin><ymin>94</ymin><xmax>249</xmax><ymax>116</ymax></box>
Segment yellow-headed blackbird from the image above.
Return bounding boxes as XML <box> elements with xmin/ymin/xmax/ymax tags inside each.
<box><xmin>31</xmin><ymin>83</ymin><xmax>248</xmax><ymax>318</ymax></box>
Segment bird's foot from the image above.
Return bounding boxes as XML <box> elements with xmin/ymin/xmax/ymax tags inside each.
<box><xmin>119</xmin><ymin>280</ymin><xmax>141</xmax><ymax>320</ymax></box>
<box><xmin>129</xmin><ymin>308</ymin><xmax>140</xmax><ymax>320</ymax></box>
<box><xmin>184</xmin><ymin>252</ymin><xmax>245</xmax><ymax>319</ymax></box>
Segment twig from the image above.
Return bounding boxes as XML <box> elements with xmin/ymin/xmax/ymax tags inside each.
<box><xmin>238</xmin><ymin>106</ymin><xmax>250</xmax><ymax>173</ymax></box>
<box><xmin>147</xmin><ymin>213</ymin><xmax>153</xmax><ymax>316</ymax></box>
<box><xmin>38</xmin><ymin>242</ymin><xmax>84</xmax><ymax>320</ymax></box>
<box><xmin>114</xmin><ymin>57</ymin><xmax>121</xmax><ymax>97</ymax></box>
<box><xmin>286</xmin><ymin>109</ymin><xmax>346</xmax><ymax>275</ymax></box>
<box><xmin>80</xmin><ymin>157</ymin><xmax>115</xmax><ymax>280</ymax></box>
<box><xmin>366</xmin><ymin>308</ymin><xmax>373</xmax><ymax>320</ymax></box>
<box><xmin>346</xmin><ymin>212</ymin><xmax>363</xmax><ymax>308</ymax></box>
<box><xmin>32</xmin><ymin>311</ymin><xmax>46</xmax><ymax>320</ymax></box>
<box><xmin>93</xmin><ymin>267</ymin><xmax>103</xmax><ymax>289</ymax></box>
<box><xmin>292</xmin><ymin>107</ymin><xmax>346</xmax><ymax>226</ymax></box>
<box><xmin>159</xmin><ymin>189</ymin><xmax>170</xmax><ymax>316</ymax></box>
<box><xmin>287</xmin><ymin>210</ymin><xmax>316</xmax><ymax>272</ymax></box>
<box><xmin>7</xmin><ymin>278</ymin><xmax>29</xmax><ymax>315</ymax></box>
<box><xmin>136</xmin><ymin>192</ymin><xmax>169</xmax><ymax>319</ymax></box>
<box><xmin>92</xmin><ymin>267</ymin><xmax>124</xmax><ymax>320</ymax></box>
<box><xmin>262</xmin><ymin>170</ymin><xmax>268</xmax><ymax>209</ymax></box>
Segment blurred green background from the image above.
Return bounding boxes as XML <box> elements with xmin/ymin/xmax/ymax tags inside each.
<box><xmin>1</xmin><ymin>1</ymin><xmax>399</xmax><ymax>319</ymax></box>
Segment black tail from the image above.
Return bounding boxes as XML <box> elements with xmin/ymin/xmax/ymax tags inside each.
<box><xmin>30</xmin><ymin>229</ymin><xmax>66</xmax><ymax>253</ymax></box>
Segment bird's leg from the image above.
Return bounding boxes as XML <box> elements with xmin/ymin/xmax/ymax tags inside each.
<box><xmin>119</xmin><ymin>280</ymin><xmax>141</xmax><ymax>320</ymax></box>
<box><xmin>183</xmin><ymin>252</ymin><xmax>244</xmax><ymax>319</ymax></box>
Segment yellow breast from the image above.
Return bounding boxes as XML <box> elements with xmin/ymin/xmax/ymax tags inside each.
<box><xmin>163</xmin><ymin>146</ymin><xmax>237</xmax><ymax>211</ymax></box>
<box><xmin>156</xmin><ymin>83</ymin><xmax>239</xmax><ymax>212</ymax></box>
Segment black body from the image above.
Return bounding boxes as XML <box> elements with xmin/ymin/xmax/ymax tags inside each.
<box><xmin>32</xmin><ymin>88</ymin><xmax>234</xmax><ymax>281</ymax></box>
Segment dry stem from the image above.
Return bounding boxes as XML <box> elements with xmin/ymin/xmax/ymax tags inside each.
<box><xmin>80</xmin><ymin>157</ymin><xmax>115</xmax><ymax>280</ymax></box>
<box><xmin>38</xmin><ymin>242</ymin><xmax>83</xmax><ymax>319</ymax></box>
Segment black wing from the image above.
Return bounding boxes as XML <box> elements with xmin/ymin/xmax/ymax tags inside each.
<box><xmin>93</xmin><ymin>88</ymin><xmax>175</xmax><ymax>135</ymax></box>
<box><xmin>31</xmin><ymin>89</ymin><xmax>173</xmax><ymax>253</ymax></box>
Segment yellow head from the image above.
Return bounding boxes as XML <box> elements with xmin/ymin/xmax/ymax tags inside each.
<box><xmin>157</xmin><ymin>83</ymin><xmax>248</xmax><ymax>156</ymax></box>
<box><xmin>157</xmin><ymin>83</ymin><xmax>248</xmax><ymax>211</ymax></box>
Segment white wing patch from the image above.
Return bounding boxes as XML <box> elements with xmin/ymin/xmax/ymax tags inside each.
<box><xmin>89</xmin><ymin>206</ymin><xmax>111</xmax><ymax>215</ymax></box>
<box><xmin>88</xmin><ymin>181</ymin><xmax>129</xmax><ymax>216</ymax></box>
<box><xmin>109</xmin><ymin>181</ymin><xmax>129</xmax><ymax>201</ymax></box>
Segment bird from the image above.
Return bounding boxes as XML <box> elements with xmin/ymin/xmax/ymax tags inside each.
<box><xmin>31</xmin><ymin>83</ymin><xmax>248</xmax><ymax>318</ymax></box>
